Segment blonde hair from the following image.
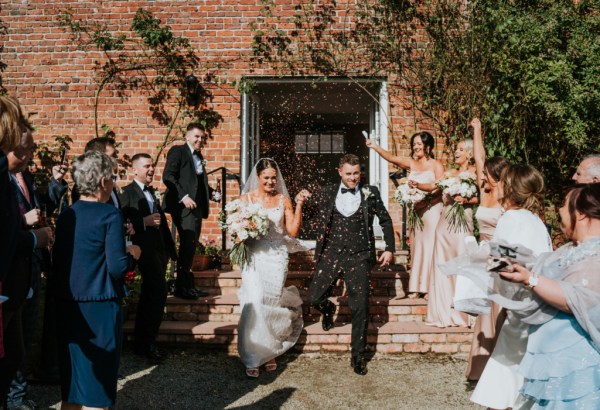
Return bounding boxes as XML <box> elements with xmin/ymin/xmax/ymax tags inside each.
<box><xmin>459</xmin><ymin>138</ymin><xmax>474</xmax><ymax>164</ymax></box>
<box><xmin>500</xmin><ymin>164</ymin><xmax>545</xmax><ymax>214</ymax></box>
<box><xmin>0</xmin><ymin>96</ymin><xmax>26</xmax><ymax>154</ymax></box>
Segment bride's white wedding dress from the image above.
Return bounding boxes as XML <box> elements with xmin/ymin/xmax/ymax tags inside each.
<box><xmin>237</xmin><ymin>195</ymin><xmax>304</xmax><ymax>368</ymax></box>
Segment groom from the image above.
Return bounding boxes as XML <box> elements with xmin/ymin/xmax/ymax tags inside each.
<box><xmin>307</xmin><ymin>154</ymin><xmax>395</xmax><ymax>375</ymax></box>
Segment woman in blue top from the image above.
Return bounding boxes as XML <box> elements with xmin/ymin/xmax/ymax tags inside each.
<box><xmin>499</xmin><ymin>183</ymin><xmax>600</xmax><ymax>409</ymax></box>
<box><xmin>53</xmin><ymin>150</ymin><xmax>141</xmax><ymax>410</ymax></box>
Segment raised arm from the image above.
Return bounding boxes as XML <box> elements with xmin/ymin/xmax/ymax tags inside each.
<box><xmin>471</xmin><ymin>118</ymin><xmax>485</xmax><ymax>188</ymax></box>
<box><xmin>284</xmin><ymin>190</ymin><xmax>311</xmax><ymax>237</ymax></box>
<box><xmin>365</xmin><ymin>139</ymin><xmax>412</xmax><ymax>170</ymax></box>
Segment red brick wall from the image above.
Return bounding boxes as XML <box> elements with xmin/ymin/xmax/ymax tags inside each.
<box><xmin>0</xmin><ymin>1</ymin><xmax>445</xmax><ymax>245</ymax></box>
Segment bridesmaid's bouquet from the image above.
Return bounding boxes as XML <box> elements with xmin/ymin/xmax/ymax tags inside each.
<box><xmin>436</xmin><ymin>171</ymin><xmax>478</xmax><ymax>232</ymax></box>
<box><xmin>393</xmin><ymin>178</ymin><xmax>430</xmax><ymax>231</ymax></box>
<box><xmin>220</xmin><ymin>199</ymin><xmax>269</xmax><ymax>268</ymax></box>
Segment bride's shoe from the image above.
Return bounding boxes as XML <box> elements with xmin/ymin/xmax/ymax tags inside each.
<box><xmin>246</xmin><ymin>367</ymin><xmax>259</xmax><ymax>378</ymax></box>
<box><xmin>265</xmin><ymin>359</ymin><xmax>277</xmax><ymax>372</ymax></box>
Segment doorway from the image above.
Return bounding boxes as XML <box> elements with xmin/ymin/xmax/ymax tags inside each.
<box><xmin>241</xmin><ymin>79</ymin><xmax>389</xmax><ymax>240</ymax></box>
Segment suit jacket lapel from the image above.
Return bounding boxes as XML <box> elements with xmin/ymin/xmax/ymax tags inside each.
<box><xmin>132</xmin><ymin>182</ymin><xmax>151</xmax><ymax>215</ymax></box>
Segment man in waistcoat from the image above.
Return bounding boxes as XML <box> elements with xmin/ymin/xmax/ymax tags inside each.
<box><xmin>308</xmin><ymin>154</ymin><xmax>395</xmax><ymax>375</ymax></box>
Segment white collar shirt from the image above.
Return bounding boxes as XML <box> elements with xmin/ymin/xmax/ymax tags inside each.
<box><xmin>187</xmin><ymin>143</ymin><xmax>203</xmax><ymax>175</ymax></box>
<box><xmin>335</xmin><ymin>183</ymin><xmax>361</xmax><ymax>217</ymax></box>
<box><xmin>134</xmin><ymin>179</ymin><xmax>155</xmax><ymax>213</ymax></box>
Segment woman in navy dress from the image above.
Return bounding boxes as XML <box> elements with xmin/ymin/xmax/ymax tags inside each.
<box><xmin>53</xmin><ymin>150</ymin><xmax>141</xmax><ymax>409</ymax></box>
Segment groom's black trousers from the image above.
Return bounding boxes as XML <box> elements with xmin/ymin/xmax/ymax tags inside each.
<box><xmin>308</xmin><ymin>248</ymin><xmax>371</xmax><ymax>356</ymax></box>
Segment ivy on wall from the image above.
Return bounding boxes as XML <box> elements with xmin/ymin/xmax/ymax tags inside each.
<box><xmin>250</xmin><ymin>0</ymin><xmax>600</xmax><ymax>203</ymax></box>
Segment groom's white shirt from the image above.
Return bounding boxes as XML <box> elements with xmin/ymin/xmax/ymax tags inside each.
<box><xmin>335</xmin><ymin>183</ymin><xmax>361</xmax><ymax>217</ymax></box>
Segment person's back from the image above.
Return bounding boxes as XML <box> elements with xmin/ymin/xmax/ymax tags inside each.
<box><xmin>53</xmin><ymin>200</ymin><xmax>130</xmax><ymax>301</ymax></box>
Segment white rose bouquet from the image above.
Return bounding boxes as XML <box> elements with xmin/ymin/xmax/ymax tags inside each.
<box><xmin>393</xmin><ymin>178</ymin><xmax>430</xmax><ymax>231</ymax></box>
<box><xmin>220</xmin><ymin>199</ymin><xmax>269</xmax><ymax>268</ymax></box>
<box><xmin>436</xmin><ymin>171</ymin><xmax>478</xmax><ymax>232</ymax></box>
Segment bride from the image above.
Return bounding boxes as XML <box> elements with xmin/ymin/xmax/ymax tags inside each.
<box><xmin>236</xmin><ymin>158</ymin><xmax>311</xmax><ymax>378</ymax></box>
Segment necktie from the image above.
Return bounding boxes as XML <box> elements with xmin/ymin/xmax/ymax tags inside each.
<box><xmin>15</xmin><ymin>172</ymin><xmax>31</xmax><ymax>204</ymax></box>
<box><xmin>341</xmin><ymin>187</ymin><xmax>356</xmax><ymax>195</ymax></box>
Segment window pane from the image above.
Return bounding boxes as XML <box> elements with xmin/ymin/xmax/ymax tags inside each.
<box><xmin>332</xmin><ymin>133</ymin><xmax>344</xmax><ymax>153</ymax></box>
<box><xmin>295</xmin><ymin>134</ymin><xmax>307</xmax><ymax>153</ymax></box>
<box><xmin>320</xmin><ymin>133</ymin><xmax>331</xmax><ymax>153</ymax></box>
<box><xmin>307</xmin><ymin>134</ymin><xmax>319</xmax><ymax>153</ymax></box>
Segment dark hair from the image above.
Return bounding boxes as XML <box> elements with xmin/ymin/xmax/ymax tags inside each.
<box><xmin>85</xmin><ymin>137</ymin><xmax>116</xmax><ymax>153</ymax></box>
<box><xmin>484</xmin><ymin>156</ymin><xmax>510</xmax><ymax>183</ymax></box>
<box><xmin>500</xmin><ymin>164</ymin><xmax>545</xmax><ymax>214</ymax></box>
<box><xmin>566</xmin><ymin>183</ymin><xmax>600</xmax><ymax>230</ymax></box>
<box><xmin>409</xmin><ymin>131</ymin><xmax>435</xmax><ymax>159</ymax></box>
<box><xmin>186</xmin><ymin>122</ymin><xmax>206</xmax><ymax>133</ymax></box>
<box><xmin>256</xmin><ymin>158</ymin><xmax>278</xmax><ymax>176</ymax></box>
<box><xmin>131</xmin><ymin>153</ymin><xmax>152</xmax><ymax>163</ymax></box>
<box><xmin>339</xmin><ymin>154</ymin><xmax>361</xmax><ymax>168</ymax></box>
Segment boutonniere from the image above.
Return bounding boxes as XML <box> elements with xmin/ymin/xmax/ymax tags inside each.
<box><xmin>201</xmin><ymin>159</ymin><xmax>207</xmax><ymax>167</ymax></box>
<box><xmin>152</xmin><ymin>189</ymin><xmax>161</xmax><ymax>202</ymax></box>
<box><xmin>361</xmin><ymin>186</ymin><xmax>374</xmax><ymax>199</ymax></box>
<box><xmin>115</xmin><ymin>185</ymin><xmax>123</xmax><ymax>195</ymax></box>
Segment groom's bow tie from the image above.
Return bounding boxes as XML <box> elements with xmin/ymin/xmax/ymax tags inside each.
<box><xmin>341</xmin><ymin>187</ymin><xmax>356</xmax><ymax>195</ymax></box>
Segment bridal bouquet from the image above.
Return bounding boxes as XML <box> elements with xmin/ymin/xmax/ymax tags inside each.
<box><xmin>393</xmin><ymin>178</ymin><xmax>430</xmax><ymax>231</ymax></box>
<box><xmin>220</xmin><ymin>199</ymin><xmax>269</xmax><ymax>268</ymax></box>
<box><xmin>437</xmin><ymin>171</ymin><xmax>478</xmax><ymax>232</ymax></box>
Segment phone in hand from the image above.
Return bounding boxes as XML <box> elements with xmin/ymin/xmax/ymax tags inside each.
<box><xmin>486</xmin><ymin>257</ymin><xmax>512</xmax><ymax>272</ymax></box>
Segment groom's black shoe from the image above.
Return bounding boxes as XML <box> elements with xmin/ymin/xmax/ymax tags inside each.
<box><xmin>321</xmin><ymin>304</ymin><xmax>336</xmax><ymax>331</ymax></box>
<box><xmin>351</xmin><ymin>355</ymin><xmax>368</xmax><ymax>376</ymax></box>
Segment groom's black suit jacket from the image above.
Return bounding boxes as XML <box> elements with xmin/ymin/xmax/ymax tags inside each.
<box><xmin>313</xmin><ymin>183</ymin><xmax>395</xmax><ymax>263</ymax></box>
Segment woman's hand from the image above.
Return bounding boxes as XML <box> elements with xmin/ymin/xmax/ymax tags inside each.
<box><xmin>407</xmin><ymin>180</ymin><xmax>420</xmax><ymax>189</ymax></box>
<box><xmin>498</xmin><ymin>263</ymin><xmax>532</xmax><ymax>285</ymax></box>
<box><xmin>454</xmin><ymin>195</ymin><xmax>466</xmax><ymax>204</ymax></box>
<box><xmin>127</xmin><ymin>244</ymin><xmax>142</xmax><ymax>261</ymax></box>
<box><xmin>295</xmin><ymin>189</ymin><xmax>312</xmax><ymax>206</ymax></box>
<box><xmin>470</xmin><ymin>117</ymin><xmax>481</xmax><ymax>131</ymax></box>
<box><xmin>365</xmin><ymin>138</ymin><xmax>379</xmax><ymax>150</ymax></box>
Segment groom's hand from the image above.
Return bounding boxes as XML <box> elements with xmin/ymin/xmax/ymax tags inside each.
<box><xmin>378</xmin><ymin>251</ymin><xmax>393</xmax><ymax>267</ymax></box>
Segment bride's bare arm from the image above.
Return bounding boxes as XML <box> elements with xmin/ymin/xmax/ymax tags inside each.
<box><xmin>284</xmin><ymin>190</ymin><xmax>311</xmax><ymax>237</ymax></box>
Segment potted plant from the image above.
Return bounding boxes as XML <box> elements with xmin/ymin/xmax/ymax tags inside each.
<box><xmin>192</xmin><ymin>237</ymin><xmax>221</xmax><ymax>271</ymax></box>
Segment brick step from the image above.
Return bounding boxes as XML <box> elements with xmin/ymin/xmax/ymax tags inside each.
<box><xmin>192</xmin><ymin>267</ymin><xmax>409</xmax><ymax>298</ymax></box>
<box><xmin>123</xmin><ymin>320</ymin><xmax>473</xmax><ymax>354</ymax></box>
<box><xmin>127</xmin><ymin>294</ymin><xmax>428</xmax><ymax>324</ymax></box>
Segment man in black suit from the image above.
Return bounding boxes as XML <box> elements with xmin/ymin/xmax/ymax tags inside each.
<box><xmin>0</xmin><ymin>126</ymin><xmax>53</xmax><ymax>401</ymax></box>
<box><xmin>307</xmin><ymin>154</ymin><xmax>395</xmax><ymax>376</ymax></box>
<box><xmin>120</xmin><ymin>153</ymin><xmax>177</xmax><ymax>361</ymax></box>
<box><xmin>163</xmin><ymin>123</ymin><xmax>215</xmax><ymax>300</ymax></box>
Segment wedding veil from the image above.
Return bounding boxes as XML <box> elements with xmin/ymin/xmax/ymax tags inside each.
<box><xmin>242</xmin><ymin>158</ymin><xmax>290</xmax><ymax>198</ymax></box>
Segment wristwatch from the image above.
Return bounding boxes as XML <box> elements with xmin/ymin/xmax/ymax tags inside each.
<box><xmin>525</xmin><ymin>273</ymin><xmax>539</xmax><ymax>290</ymax></box>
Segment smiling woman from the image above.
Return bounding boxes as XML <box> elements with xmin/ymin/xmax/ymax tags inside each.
<box><xmin>366</xmin><ymin>131</ymin><xmax>445</xmax><ymax>299</ymax></box>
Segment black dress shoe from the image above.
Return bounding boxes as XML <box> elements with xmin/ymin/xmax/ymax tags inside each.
<box><xmin>322</xmin><ymin>304</ymin><xmax>336</xmax><ymax>331</ymax></box>
<box><xmin>191</xmin><ymin>288</ymin><xmax>209</xmax><ymax>297</ymax></box>
<box><xmin>351</xmin><ymin>355</ymin><xmax>368</xmax><ymax>376</ymax></box>
<box><xmin>175</xmin><ymin>288</ymin><xmax>199</xmax><ymax>300</ymax></box>
<box><xmin>135</xmin><ymin>344</ymin><xmax>165</xmax><ymax>362</ymax></box>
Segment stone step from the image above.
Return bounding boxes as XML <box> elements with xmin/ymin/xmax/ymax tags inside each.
<box><xmin>192</xmin><ymin>267</ymin><xmax>409</xmax><ymax>298</ymax></box>
<box><xmin>123</xmin><ymin>320</ymin><xmax>473</xmax><ymax>354</ymax></box>
<box><xmin>127</xmin><ymin>294</ymin><xmax>428</xmax><ymax>324</ymax></box>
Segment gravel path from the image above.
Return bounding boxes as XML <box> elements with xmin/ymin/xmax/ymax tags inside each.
<box><xmin>28</xmin><ymin>348</ymin><xmax>479</xmax><ymax>409</ymax></box>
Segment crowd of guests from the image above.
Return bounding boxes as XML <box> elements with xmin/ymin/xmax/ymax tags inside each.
<box><xmin>0</xmin><ymin>96</ymin><xmax>219</xmax><ymax>409</ymax></box>
<box><xmin>368</xmin><ymin>121</ymin><xmax>600</xmax><ymax>408</ymax></box>
<box><xmin>1</xmin><ymin>91</ymin><xmax>599</xmax><ymax>409</ymax></box>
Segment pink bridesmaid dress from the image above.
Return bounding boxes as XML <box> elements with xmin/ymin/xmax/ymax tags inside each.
<box><xmin>424</xmin><ymin>194</ymin><xmax>471</xmax><ymax>327</ymax></box>
<box><xmin>407</xmin><ymin>170</ymin><xmax>443</xmax><ymax>295</ymax></box>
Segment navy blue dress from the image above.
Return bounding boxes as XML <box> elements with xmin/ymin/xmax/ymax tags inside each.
<box><xmin>52</xmin><ymin>201</ymin><xmax>133</xmax><ymax>406</ymax></box>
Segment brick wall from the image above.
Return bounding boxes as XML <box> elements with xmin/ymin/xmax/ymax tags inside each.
<box><xmin>0</xmin><ymin>1</ymin><xmax>447</xmax><ymax>244</ymax></box>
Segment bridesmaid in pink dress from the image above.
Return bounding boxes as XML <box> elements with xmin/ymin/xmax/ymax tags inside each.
<box><xmin>366</xmin><ymin>132</ymin><xmax>444</xmax><ymax>299</ymax></box>
<box><xmin>464</xmin><ymin>118</ymin><xmax>510</xmax><ymax>381</ymax></box>
<box><xmin>425</xmin><ymin>139</ymin><xmax>477</xmax><ymax>327</ymax></box>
